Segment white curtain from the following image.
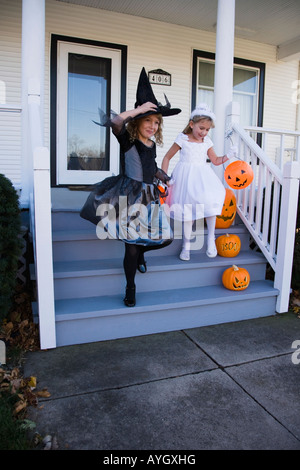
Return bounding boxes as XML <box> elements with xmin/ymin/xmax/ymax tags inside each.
<box><xmin>197</xmin><ymin>61</ymin><xmax>258</xmax><ymax>127</ymax></box>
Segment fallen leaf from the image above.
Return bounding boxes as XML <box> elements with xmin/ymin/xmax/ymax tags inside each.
<box><xmin>14</xmin><ymin>400</ymin><xmax>27</xmax><ymax>415</ymax></box>
<box><xmin>292</xmin><ymin>298</ymin><xmax>300</xmax><ymax>307</ymax></box>
<box><xmin>28</xmin><ymin>376</ymin><xmax>37</xmax><ymax>389</ymax></box>
<box><xmin>36</xmin><ymin>389</ymin><xmax>51</xmax><ymax>398</ymax></box>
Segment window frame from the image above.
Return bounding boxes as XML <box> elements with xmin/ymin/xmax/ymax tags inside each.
<box><xmin>192</xmin><ymin>50</ymin><xmax>265</xmax><ymax>128</ymax></box>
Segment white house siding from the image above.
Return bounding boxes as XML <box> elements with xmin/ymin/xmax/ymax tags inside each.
<box><xmin>0</xmin><ymin>0</ymin><xmax>22</xmax><ymax>187</ymax></box>
<box><xmin>45</xmin><ymin>0</ymin><xmax>300</xmax><ymax>171</ymax></box>
<box><xmin>0</xmin><ymin>0</ymin><xmax>299</xmax><ymax>186</ymax></box>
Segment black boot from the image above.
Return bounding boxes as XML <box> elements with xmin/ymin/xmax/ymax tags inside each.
<box><xmin>124</xmin><ymin>286</ymin><xmax>136</xmax><ymax>307</ymax></box>
<box><xmin>137</xmin><ymin>253</ymin><xmax>147</xmax><ymax>273</ymax></box>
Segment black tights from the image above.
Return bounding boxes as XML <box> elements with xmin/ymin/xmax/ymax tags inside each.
<box><xmin>123</xmin><ymin>240</ymin><xmax>172</xmax><ymax>289</ymax></box>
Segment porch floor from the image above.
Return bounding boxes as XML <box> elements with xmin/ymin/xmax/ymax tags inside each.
<box><xmin>51</xmin><ymin>187</ymin><xmax>90</xmax><ymax>210</ymax></box>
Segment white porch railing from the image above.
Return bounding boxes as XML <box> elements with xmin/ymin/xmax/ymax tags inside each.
<box><xmin>244</xmin><ymin>126</ymin><xmax>300</xmax><ymax>170</ymax></box>
<box><xmin>230</xmin><ymin>122</ymin><xmax>300</xmax><ymax>313</ymax></box>
<box><xmin>28</xmin><ymin>78</ymin><xmax>56</xmax><ymax>349</ymax></box>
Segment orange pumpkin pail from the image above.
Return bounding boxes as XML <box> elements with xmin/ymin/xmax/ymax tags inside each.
<box><xmin>157</xmin><ymin>181</ymin><xmax>168</xmax><ymax>205</ymax></box>
<box><xmin>224</xmin><ymin>160</ymin><xmax>254</xmax><ymax>190</ymax></box>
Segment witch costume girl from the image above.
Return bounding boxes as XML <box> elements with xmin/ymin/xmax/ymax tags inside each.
<box><xmin>80</xmin><ymin>68</ymin><xmax>181</xmax><ymax>307</ymax></box>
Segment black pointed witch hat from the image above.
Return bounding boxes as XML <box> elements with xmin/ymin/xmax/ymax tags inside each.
<box><xmin>133</xmin><ymin>67</ymin><xmax>181</xmax><ymax>119</ymax></box>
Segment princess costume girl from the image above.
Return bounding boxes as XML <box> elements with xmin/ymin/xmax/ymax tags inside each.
<box><xmin>162</xmin><ymin>104</ymin><xmax>237</xmax><ymax>261</ymax></box>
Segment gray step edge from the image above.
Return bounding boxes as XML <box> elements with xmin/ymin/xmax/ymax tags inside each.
<box><xmin>52</xmin><ymin>224</ymin><xmax>249</xmax><ymax>242</ymax></box>
<box><xmin>51</xmin><ymin>280</ymin><xmax>278</xmax><ymax>321</ymax></box>
<box><xmin>30</xmin><ymin>251</ymin><xmax>267</xmax><ymax>280</ymax></box>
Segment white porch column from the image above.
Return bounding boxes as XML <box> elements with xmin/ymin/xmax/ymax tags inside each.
<box><xmin>21</xmin><ymin>0</ymin><xmax>45</xmax><ymax>207</ymax></box>
<box><xmin>213</xmin><ymin>0</ymin><xmax>235</xmax><ymax>179</ymax></box>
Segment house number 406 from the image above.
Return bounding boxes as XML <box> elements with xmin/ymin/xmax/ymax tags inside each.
<box><xmin>291</xmin><ymin>340</ymin><xmax>300</xmax><ymax>364</ymax></box>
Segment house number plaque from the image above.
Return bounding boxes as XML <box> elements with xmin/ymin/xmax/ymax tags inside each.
<box><xmin>148</xmin><ymin>69</ymin><xmax>171</xmax><ymax>86</ymax></box>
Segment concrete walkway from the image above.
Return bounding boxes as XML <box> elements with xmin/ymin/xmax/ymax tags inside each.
<box><xmin>24</xmin><ymin>312</ymin><xmax>300</xmax><ymax>450</ymax></box>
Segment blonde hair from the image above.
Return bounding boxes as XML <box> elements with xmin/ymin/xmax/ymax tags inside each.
<box><xmin>127</xmin><ymin>114</ymin><xmax>164</xmax><ymax>146</ymax></box>
<box><xmin>183</xmin><ymin>116</ymin><xmax>215</xmax><ymax>134</ymax></box>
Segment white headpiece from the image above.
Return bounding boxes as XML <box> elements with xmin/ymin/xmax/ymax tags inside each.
<box><xmin>190</xmin><ymin>103</ymin><xmax>216</xmax><ymax>122</ymax></box>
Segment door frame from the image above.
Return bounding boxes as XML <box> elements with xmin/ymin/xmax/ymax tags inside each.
<box><xmin>50</xmin><ymin>34</ymin><xmax>127</xmax><ymax>187</ymax></box>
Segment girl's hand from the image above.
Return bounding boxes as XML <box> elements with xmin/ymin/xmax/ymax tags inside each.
<box><xmin>227</xmin><ymin>145</ymin><xmax>238</xmax><ymax>160</ymax></box>
<box><xmin>137</xmin><ymin>102</ymin><xmax>158</xmax><ymax>114</ymax></box>
<box><xmin>119</xmin><ymin>102</ymin><xmax>158</xmax><ymax>122</ymax></box>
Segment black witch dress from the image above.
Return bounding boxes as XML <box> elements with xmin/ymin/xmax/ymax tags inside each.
<box><xmin>80</xmin><ymin>115</ymin><xmax>172</xmax><ymax>247</ymax></box>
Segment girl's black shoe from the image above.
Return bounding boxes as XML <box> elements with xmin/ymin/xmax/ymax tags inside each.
<box><xmin>137</xmin><ymin>260</ymin><xmax>147</xmax><ymax>273</ymax></box>
<box><xmin>124</xmin><ymin>286</ymin><xmax>136</xmax><ymax>307</ymax></box>
<box><xmin>137</xmin><ymin>253</ymin><xmax>147</xmax><ymax>273</ymax></box>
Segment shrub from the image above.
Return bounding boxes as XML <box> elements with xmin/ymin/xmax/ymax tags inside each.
<box><xmin>0</xmin><ymin>174</ymin><xmax>22</xmax><ymax>321</ymax></box>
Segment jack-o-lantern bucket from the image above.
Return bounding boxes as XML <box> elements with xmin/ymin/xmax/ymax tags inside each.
<box><xmin>216</xmin><ymin>188</ymin><xmax>236</xmax><ymax>229</ymax></box>
<box><xmin>222</xmin><ymin>265</ymin><xmax>250</xmax><ymax>291</ymax></box>
<box><xmin>224</xmin><ymin>160</ymin><xmax>254</xmax><ymax>190</ymax></box>
<box><xmin>157</xmin><ymin>182</ymin><xmax>167</xmax><ymax>205</ymax></box>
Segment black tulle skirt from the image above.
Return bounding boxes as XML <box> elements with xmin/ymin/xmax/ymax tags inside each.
<box><xmin>80</xmin><ymin>175</ymin><xmax>173</xmax><ymax>246</ymax></box>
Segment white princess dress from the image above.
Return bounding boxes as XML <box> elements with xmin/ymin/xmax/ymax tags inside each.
<box><xmin>166</xmin><ymin>132</ymin><xmax>225</xmax><ymax>221</ymax></box>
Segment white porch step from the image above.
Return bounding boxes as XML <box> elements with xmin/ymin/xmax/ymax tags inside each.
<box><xmin>50</xmin><ymin>280</ymin><xmax>278</xmax><ymax>346</ymax></box>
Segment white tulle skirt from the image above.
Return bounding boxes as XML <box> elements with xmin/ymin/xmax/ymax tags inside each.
<box><xmin>165</xmin><ymin>162</ymin><xmax>226</xmax><ymax>221</ymax></box>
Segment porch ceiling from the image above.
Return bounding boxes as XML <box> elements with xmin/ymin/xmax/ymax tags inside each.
<box><xmin>57</xmin><ymin>0</ymin><xmax>300</xmax><ymax>60</ymax></box>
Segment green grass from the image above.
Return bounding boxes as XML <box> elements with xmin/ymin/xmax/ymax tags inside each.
<box><xmin>0</xmin><ymin>391</ymin><xmax>32</xmax><ymax>450</ymax></box>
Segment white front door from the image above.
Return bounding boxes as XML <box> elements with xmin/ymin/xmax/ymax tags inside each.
<box><xmin>56</xmin><ymin>41</ymin><xmax>121</xmax><ymax>185</ymax></box>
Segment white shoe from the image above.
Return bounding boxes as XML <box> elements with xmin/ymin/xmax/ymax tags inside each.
<box><xmin>206</xmin><ymin>240</ymin><xmax>217</xmax><ymax>258</ymax></box>
<box><xmin>179</xmin><ymin>248</ymin><xmax>190</xmax><ymax>261</ymax></box>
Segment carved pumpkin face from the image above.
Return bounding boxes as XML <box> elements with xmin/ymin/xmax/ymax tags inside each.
<box><xmin>216</xmin><ymin>188</ymin><xmax>236</xmax><ymax>229</ymax></box>
<box><xmin>222</xmin><ymin>265</ymin><xmax>250</xmax><ymax>291</ymax></box>
<box><xmin>224</xmin><ymin>161</ymin><xmax>254</xmax><ymax>190</ymax></box>
<box><xmin>216</xmin><ymin>233</ymin><xmax>241</xmax><ymax>257</ymax></box>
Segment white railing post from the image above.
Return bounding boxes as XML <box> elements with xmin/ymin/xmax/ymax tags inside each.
<box><xmin>274</xmin><ymin>161</ymin><xmax>300</xmax><ymax>313</ymax></box>
<box><xmin>296</xmin><ymin>135</ymin><xmax>300</xmax><ymax>163</ymax></box>
<box><xmin>33</xmin><ymin>147</ymin><xmax>56</xmax><ymax>349</ymax></box>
